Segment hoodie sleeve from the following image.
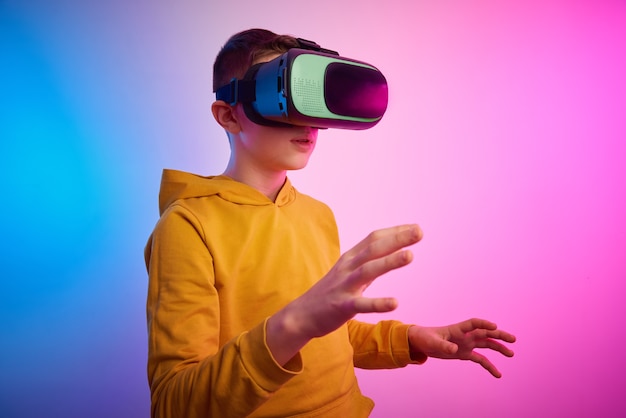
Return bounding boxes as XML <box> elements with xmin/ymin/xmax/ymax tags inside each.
<box><xmin>145</xmin><ymin>203</ymin><xmax>302</xmax><ymax>418</ymax></box>
<box><xmin>347</xmin><ymin>319</ymin><xmax>427</xmax><ymax>369</ymax></box>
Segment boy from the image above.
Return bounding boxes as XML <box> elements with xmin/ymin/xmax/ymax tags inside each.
<box><xmin>145</xmin><ymin>28</ymin><xmax>516</xmax><ymax>418</ymax></box>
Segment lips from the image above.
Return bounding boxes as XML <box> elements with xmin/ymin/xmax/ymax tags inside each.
<box><xmin>291</xmin><ymin>138</ymin><xmax>315</xmax><ymax>151</ymax></box>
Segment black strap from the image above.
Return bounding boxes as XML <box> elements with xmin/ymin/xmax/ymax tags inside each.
<box><xmin>215</xmin><ymin>78</ymin><xmax>256</xmax><ymax>105</ymax></box>
<box><xmin>297</xmin><ymin>38</ymin><xmax>339</xmax><ymax>56</ymax></box>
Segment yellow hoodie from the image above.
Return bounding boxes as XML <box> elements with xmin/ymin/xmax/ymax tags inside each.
<box><xmin>145</xmin><ymin>169</ymin><xmax>425</xmax><ymax>418</ymax></box>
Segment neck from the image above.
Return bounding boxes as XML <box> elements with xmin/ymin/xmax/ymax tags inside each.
<box><xmin>223</xmin><ymin>164</ymin><xmax>287</xmax><ymax>202</ymax></box>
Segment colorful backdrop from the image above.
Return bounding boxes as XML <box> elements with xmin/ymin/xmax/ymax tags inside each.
<box><xmin>2</xmin><ymin>1</ymin><xmax>625</xmax><ymax>417</ymax></box>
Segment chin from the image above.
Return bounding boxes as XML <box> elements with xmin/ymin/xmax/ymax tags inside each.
<box><xmin>287</xmin><ymin>164</ymin><xmax>309</xmax><ymax>171</ymax></box>
<box><xmin>285</xmin><ymin>159</ymin><xmax>311</xmax><ymax>171</ymax></box>
<box><xmin>285</xmin><ymin>156</ymin><xmax>309</xmax><ymax>171</ymax></box>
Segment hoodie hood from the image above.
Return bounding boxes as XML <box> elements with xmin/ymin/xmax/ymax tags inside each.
<box><xmin>158</xmin><ymin>169</ymin><xmax>296</xmax><ymax>215</ymax></box>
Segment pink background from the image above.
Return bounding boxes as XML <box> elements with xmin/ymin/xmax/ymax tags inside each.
<box><xmin>2</xmin><ymin>1</ymin><xmax>625</xmax><ymax>417</ymax></box>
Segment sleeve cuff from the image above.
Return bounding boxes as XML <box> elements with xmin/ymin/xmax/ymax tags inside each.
<box><xmin>391</xmin><ymin>323</ymin><xmax>428</xmax><ymax>365</ymax></box>
<box><xmin>238</xmin><ymin>318</ymin><xmax>303</xmax><ymax>393</ymax></box>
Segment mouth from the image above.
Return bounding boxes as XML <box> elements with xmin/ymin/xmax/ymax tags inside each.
<box><xmin>290</xmin><ymin>138</ymin><xmax>315</xmax><ymax>152</ymax></box>
<box><xmin>291</xmin><ymin>138</ymin><xmax>314</xmax><ymax>145</ymax></box>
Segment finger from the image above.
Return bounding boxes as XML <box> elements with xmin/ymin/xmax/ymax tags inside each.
<box><xmin>468</xmin><ymin>351</ymin><xmax>502</xmax><ymax>379</ymax></box>
<box><xmin>458</xmin><ymin>318</ymin><xmax>498</xmax><ymax>334</ymax></box>
<box><xmin>348</xmin><ymin>224</ymin><xmax>423</xmax><ymax>268</ymax></box>
<box><xmin>352</xmin><ymin>296</ymin><xmax>398</xmax><ymax>314</ymax></box>
<box><xmin>486</xmin><ymin>329</ymin><xmax>517</xmax><ymax>344</ymax></box>
<box><xmin>346</xmin><ymin>249</ymin><xmax>414</xmax><ymax>290</ymax></box>
<box><xmin>477</xmin><ymin>338</ymin><xmax>515</xmax><ymax>358</ymax></box>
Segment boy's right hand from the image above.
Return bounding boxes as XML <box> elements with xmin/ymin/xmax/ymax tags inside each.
<box><xmin>267</xmin><ymin>224</ymin><xmax>423</xmax><ymax>365</ymax></box>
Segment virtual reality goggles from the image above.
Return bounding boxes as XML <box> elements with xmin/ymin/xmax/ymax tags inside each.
<box><xmin>215</xmin><ymin>38</ymin><xmax>388</xmax><ymax>130</ymax></box>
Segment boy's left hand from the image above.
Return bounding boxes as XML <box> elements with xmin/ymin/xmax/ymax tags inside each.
<box><xmin>408</xmin><ymin>318</ymin><xmax>516</xmax><ymax>378</ymax></box>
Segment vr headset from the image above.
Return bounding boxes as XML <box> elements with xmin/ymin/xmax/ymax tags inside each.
<box><xmin>215</xmin><ymin>38</ymin><xmax>388</xmax><ymax>130</ymax></box>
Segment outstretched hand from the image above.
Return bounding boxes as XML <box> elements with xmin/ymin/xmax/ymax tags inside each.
<box><xmin>408</xmin><ymin>318</ymin><xmax>516</xmax><ymax>378</ymax></box>
<box><xmin>291</xmin><ymin>224</ymin><xmax>423</xmax><ymax>338</ymax></box>
<box><xmin>267</xmin><ymin>224</ymin><xmax>423</xmax><ymax>365</ymax></box>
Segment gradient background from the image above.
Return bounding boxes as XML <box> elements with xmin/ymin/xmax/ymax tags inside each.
<box><xmin>1</xmin><ymin>1</ymin><xmax>625</xmax><ymax>417</ymax></box>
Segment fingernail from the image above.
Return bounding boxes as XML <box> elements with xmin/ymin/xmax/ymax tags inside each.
<box><xmin>412</xmin><ymin>225</ymin><xmax>423</xmax><ymax>240</ymax></box>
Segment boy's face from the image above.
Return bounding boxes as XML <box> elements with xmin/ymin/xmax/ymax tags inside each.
<box><xmin>230</xmin><ymin>53</ymin><xmax>319</xmax><ymax>173</ymax></box>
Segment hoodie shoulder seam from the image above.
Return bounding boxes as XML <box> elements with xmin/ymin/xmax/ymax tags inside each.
<box><xmin>168</xmin><ymin>201</ymin><xmax>208</xmax><ymax>244</ymax></box>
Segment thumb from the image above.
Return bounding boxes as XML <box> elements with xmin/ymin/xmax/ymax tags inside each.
<box><xmin>443</xmin><ymin>341</ymin><xmax>458</xmax><ymax>355</ymax></box>
<box><xmin>353</xmin><ymin>297</ymin><xmax>398</xmax><ymax>313</ymax></box>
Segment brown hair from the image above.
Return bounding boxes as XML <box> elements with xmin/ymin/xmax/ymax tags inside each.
<box><xmin>212</xmin><ymin>28</ymin><xmax>300</xmax><ymax>92</ymax></box>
